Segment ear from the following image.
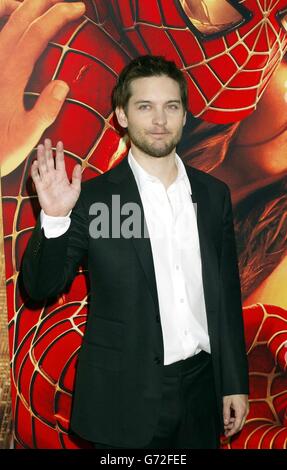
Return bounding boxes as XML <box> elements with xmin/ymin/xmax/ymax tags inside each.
<box><xmin>115</xmin><ymin>106</ymin><xmax>128</xmax><ymax>128</ymax></box>
<box><xmin>183</xmin><ymin>110</ymin><xmax>187</xmax><ymax>127</ymax></box>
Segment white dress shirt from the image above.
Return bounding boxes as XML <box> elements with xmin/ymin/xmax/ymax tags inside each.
<box><xmin>41</xmin><ymin>150</ymin><xmax>211</xmax><ymax>365</ymax></box>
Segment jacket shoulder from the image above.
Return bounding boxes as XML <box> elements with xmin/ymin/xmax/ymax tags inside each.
<box><xmin>79</xmin><ymin>169</ymin><xmax>113</xmax><ymax>197</ymax></box>
<box><xmin>80</xmin><ymin>158</ymin><xmax>127</xmax><ymax>196</ymax></box>
<box><xmin>186</xmin><ymin>165</ymin><xmax>230</xmax><ymax>195</ymax></box>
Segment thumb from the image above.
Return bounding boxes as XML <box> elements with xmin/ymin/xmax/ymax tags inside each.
<box><xmin>71</xmin><ymin>163</ymin><xmax>82</xmax><ymax>191</ymax></box>
<box><xmin>30</xmin><ymin>80</ymin><xmax>69</xmax><ymax>131</ymax></box>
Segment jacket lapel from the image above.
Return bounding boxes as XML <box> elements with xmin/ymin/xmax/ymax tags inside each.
<box><xmin>185</xmin><ymin>165</ymin><xmax>219</xmax><ymax>314</ymax></box>
<box><xmin>107</xmin><ymin>157</ymin><xmax>160</xmax><ymax>314</ymax></box>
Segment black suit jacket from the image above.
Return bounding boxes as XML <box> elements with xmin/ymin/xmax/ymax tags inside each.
<box><xmin>22</xmin><ymin>156</ymin><xmax>249</xmax><ymax>447</ymax></box>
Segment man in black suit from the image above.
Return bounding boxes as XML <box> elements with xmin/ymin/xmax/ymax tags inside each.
<box><xmin>22</xmin><ymin>55</ymin><xmax>249</xmax><ymax>449</ymax></box>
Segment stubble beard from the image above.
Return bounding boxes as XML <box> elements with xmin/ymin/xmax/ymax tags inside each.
<box><xmin>128</xmin><ymin>128</ymin><xmax>183</xmax><ymax>158</ymax></box>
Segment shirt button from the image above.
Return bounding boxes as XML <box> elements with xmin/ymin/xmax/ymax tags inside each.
<box><xmin>184</xmin><ymin>330</ymin><xmax>188</xmax><ymax>336</ymax></box>
<box><xmin>180</xmin><ymin>298</ymin><xmax>184</xmax><ymax>303</ymax></box>
<box><xmin>176</xmin><ymin>265</ymin><xmax>179</xmax><ymax>270</ymax></box>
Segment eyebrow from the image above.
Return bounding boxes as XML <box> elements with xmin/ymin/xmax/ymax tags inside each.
<box><xmin>134</xmin><ymin>100</ymin><xmax>182</xmax><ymax>104</ymax></box>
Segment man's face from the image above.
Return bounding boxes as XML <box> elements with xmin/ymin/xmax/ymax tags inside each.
<box><xmin>116</xmin><ymin>75</ymin><xmax>186</xmax><ymax>158</ymax></box>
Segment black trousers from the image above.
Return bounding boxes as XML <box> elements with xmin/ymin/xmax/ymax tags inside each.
<box><xmin>93</xmin><ymin>350</ymin><xmax>221</xmax><ymax>449</ymax></box>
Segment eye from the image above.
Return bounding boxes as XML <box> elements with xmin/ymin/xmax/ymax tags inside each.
<box><xmin>167</xmin><ymin>103</ymin><xmax>180</xmax><ymax>110</ymax></box>
<box><xmin>138</xmin><ymin>104</ymin><xmax>151</xmax><ymax>110</ymax></box>
<box><xmin>177</xmin><ymin>0</ymin><xmax>252</xmax><ymax>40</ymax></box>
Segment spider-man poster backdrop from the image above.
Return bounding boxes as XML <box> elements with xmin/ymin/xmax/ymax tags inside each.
<box><xmin>0</xmin><ymin>0</ymin><xmax>287</xmax><ymax>449</ymax></box>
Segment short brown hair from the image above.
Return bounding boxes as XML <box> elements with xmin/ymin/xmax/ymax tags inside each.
<box><xmin>112</xmin><ymin>55</ymin><xmax>188</xmax><ymax>111</ymax></box>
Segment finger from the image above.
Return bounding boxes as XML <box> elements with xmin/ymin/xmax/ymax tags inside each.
<box><xmin>223</xmin><ymin>401</ymin><xmax>231</xmax><ymax>426</ymax></box>
<box><xmin>224</xmin><ymin>417</ymin><xmax>235</xmax><ymax>422</ymax></box>
<box><xmin>14</xmin><ymin>2</ymin><xmax>86</xmax><ymax>81</ymax></box>
<box><xmin>44</xmin><ymin>137</ymin><xmax>54</xmax><ymax>170</ymax></box>
<box><xmin>224</xmin><ymin>421</ymin><xmax>237</xmax><ymax>437</ymax></box>
<box><xmin>37</xmin><ymin>143</ymin><xmax>45</xmax><ymax>160</ymax></box>
<box><xmin>0</xmin><ymin>0</ymin><xmax>21</xmax><ymax>17</ymax></box>
<box><xmin>0</xmin><ymin>0</ymin><xmax>62</xmax><ymax>54</ymax></box>
<box><xmin>224</xmin><ymin>417</ymin><xmax>235</xmax><ymax>428</ymax></box>
<box><xmin>225</xmin><ymin>411</ymin><xmax>246</xmax><ymax>437</ymax></box>
<box><xmin>29</xmin><ymin>80</ymin><xmax>70</xmax><ymax>129</ymax></box>
<box><xmin>224</xmin><ymin>425</ymin><xmax>235</xmax><ymax>433</ymax></box>
<box><xmin>37</xmin><ymin>142</ymin><xmax>48</xmax><ymax>176</ymax></box>
<box><xmin>71</xmin><ymin>163</ymin><xmax>82</xmax><ymax>191</ymax></box>
<box><xmin>31</xmin><ymin>159</ymin><xmax>41</xmax><ymax>185</ymax></box>
<box><xmin>55</xmin><ymin>140</ymin><xmax>66</xmax><ymax>172</ymax></box>
<box><xmin>224</xmin><ymin>420</ymin><xmax>235</xmax><ymax>430</ymax></box>
<box><xmin>231</xmin><ymin>413</ymin><xmax>244</xmax><ymax>435</ymax></box>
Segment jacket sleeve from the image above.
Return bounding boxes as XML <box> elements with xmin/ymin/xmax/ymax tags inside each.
<box><xmin>219</xmin><ymin>184</ymin><xmax>249</xmax><ymax>396</ymax></box>
<box><xmin>22</xmin><ymin>191</ymin><xmax>89</xmax><ymax>301</ymax></box>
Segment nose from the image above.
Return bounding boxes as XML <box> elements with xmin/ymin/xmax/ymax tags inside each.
<box><xmin>152</xmin><ymin>107</ymin><xmax>167</xmax><ymax>126</ymax></box>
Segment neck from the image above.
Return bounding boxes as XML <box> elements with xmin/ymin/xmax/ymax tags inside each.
<box><xmin>130</xmin><ymin>145</ymin><xmax>178</xmax><ymax>189</ymax></box>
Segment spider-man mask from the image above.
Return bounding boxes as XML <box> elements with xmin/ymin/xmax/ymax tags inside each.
<box><xmin>109</xmin><ymin>0</ymin><xmax>287</xmax><ymax>123</ymax></box>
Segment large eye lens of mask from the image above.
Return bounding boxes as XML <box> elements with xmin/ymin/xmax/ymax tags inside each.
<box><xmin>178</xmin><ymin>0</ymin><xmax>246</xmax><ymax>35</ymax></box>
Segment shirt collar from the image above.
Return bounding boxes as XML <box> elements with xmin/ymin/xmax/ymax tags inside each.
<box><xmin>127</xmin><ymin>149</ymin><xmax>192</xmax><ymax>195</ymax></box>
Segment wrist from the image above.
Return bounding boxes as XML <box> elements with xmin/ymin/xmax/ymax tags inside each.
<box><xmin>41</xmin><ymin>209</ymin><xmax>72</xmax><ymax>219</ymax></box>
<box><xmin>43</xmin><ymin>209</ymin><xmax>71</xmax><ymax>218</ymax></box>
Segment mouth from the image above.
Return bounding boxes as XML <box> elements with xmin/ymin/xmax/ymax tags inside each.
<box><xmin>148</xmin><ymin>131</ymin><xmax>170</xmax><ymax>137</ymax></box>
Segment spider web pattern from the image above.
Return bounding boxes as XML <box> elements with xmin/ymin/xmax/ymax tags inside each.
<box><xmin>221</xmin><ymin>303</ymin><xmax>287</xmax><ymax>449</ymax></box>
<box><xmin>2</xmin><ymin>0</ymin><xmax>287</xmax><ymax>448</ymax></box>
<box><xmin>111</xmin><ymin>0</ymin><xmax>287</xmax><ymax>123</ymax></box>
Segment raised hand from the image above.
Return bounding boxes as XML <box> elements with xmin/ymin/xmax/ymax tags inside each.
<box><xmin>31</xmin><ymin>139</ymin><xmax>82</xmax><ymax>217</ymax></box>
<box><xmin>0</xmin><ymin>0</ymin><xmax>86</xmax><ymax>177</ymax></box>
